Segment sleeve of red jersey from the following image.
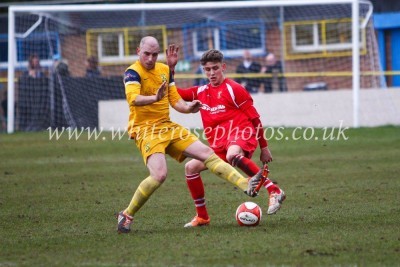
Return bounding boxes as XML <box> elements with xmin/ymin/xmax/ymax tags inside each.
<box><xmin>234</xmin><ymin>85</ymin><xmax>268</xmax><ymax>148</ymax></box>
<box><xmin>234</xmin><ymin>85</ymin><xmax>259</xmax><ymax>120</ymax></box>
<box><xmin>177</xmin><ymin>87</ymin><xmax>198</xmax><ymax>101</ymax></box>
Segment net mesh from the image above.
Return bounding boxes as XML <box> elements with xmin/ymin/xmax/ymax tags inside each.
<box><xmin>8</xmin><ymin>2</ymin><xmax>383</xmax><ymax>131</ymax></box>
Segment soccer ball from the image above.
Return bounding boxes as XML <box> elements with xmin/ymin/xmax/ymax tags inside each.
<box><xmin>235</xmin><ymin>201</ymin><xmax>262</xmax><ymax>226</ymax></box>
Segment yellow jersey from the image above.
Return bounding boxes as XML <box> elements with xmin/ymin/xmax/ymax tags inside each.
<box><xmin>124</xmin><ymin>61</ymin><xmax>181</xmax><ymax>138</ymax></box>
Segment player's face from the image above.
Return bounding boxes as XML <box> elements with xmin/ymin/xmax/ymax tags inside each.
<box><xmin>203</xmin><ymin>62</ymin><xmax>226</xmax><ymax>86</ymax></box>
<box><xmin>137</xmin><ymin>43</ymin><xmax>160</xmax><ymax>70</ymax></box>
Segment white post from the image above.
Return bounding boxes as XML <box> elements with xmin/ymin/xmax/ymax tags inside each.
<box><xmin>7</xmin><ymin>7</ymin><xmax>15</xmax><ymax>133</ymax></box>
<box><xmin>352</xmin><ymin>0</ymin><xmax>360</xmax><ymax>128</ymax></box>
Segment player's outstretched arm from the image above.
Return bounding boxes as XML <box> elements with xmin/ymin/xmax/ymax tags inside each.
<box><xmin>172</xmin><ymin>99</ymin><xmax>202</xmax><ymax>114</ymax></box>
<box><xmin>133</xmin><ymin>81</ymin><xmax>167</xmax><ymax>106</ymax></box>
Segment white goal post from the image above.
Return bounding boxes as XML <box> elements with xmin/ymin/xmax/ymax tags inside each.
<box><xmin>7</xmin><ymin>0</ymin><xmax>376</xmax><ymax>133</ymax></box>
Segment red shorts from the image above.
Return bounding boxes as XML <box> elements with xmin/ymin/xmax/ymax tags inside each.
<box><xmin>210</xmin><ymin>133</ymin><xmax>258</xmax><ymax>162</ymax></box>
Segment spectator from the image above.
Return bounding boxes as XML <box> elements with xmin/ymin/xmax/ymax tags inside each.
<box><xmin>261</xmin><ymin>52</ymin><xmax>287</xmax><ymax>93</ymax></box>
<box><xmin>56</xmin><ymin>62</ymin><xmax>70</xmax><ymax>77</ymax></box>
<box><xmin>53</xmin><ymin>55</ymin><xmax>70</xmax><ymax>77</ymax></box>
<box><xmin>85</xmin><ymin>56</ymin><xmax>101</xmax><ymax>77</ymax></box>
<box><xmin>24</xmin><ymin>54</ymin><xmax>45</xmax><ymax>78</ymax></box>
<box><xmin>235</xmin><ymin>50</ymin><xmax>261</xmax><ymax>94</ymax></box>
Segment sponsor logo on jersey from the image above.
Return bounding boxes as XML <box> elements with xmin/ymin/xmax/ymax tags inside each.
<box><xmin>201</xmin><ymin>104</ymin><xmax>226</xmax><ymax>114</ymax></box>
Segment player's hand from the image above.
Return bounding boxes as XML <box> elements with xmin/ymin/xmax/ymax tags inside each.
<box><xmin>155</xmin><ymin>81</ymin><xmax>167</xmax><ymax>101</ymax></box>
<box><xmin>166</xmin><ymin>44</ymin><xmax>179</xmax><ymax>69</ymax></box>
<box><xmin>260</xmin><ymin>146</ymin><xmax>273</xmax><ymax>163</ymax></box>
<box><xmin>188</xmin><ymin>100</ymin><xmax>202</xmax><ymax>113</ymax></box>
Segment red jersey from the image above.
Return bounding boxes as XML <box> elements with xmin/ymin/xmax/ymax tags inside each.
<box><xmin>178</xmin><ymin>78</ymin><xmax>260</xmax><ymax>152</ymax></box>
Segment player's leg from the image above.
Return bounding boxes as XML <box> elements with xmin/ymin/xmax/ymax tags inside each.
<box><xmin>226</xmin><ymin>145</ymin><xmax>281</xmax><ymax>194</ymax></box>
<box><xmin>183</xmin><ymin>159</ymin><xmax>210</xmax><ymax>227</ymax></box>
<box><xmin>226</xmin><ymin>144</ymin><xmax>286</xmax><ymax>214</ymax></box>
<box><xmin>226</xmin><ymin>145</ymin><xmax>259</xmax><ymax>176</ymax></box>
<box><xmin>182</xmin><ymin>140</ymin><xmax>262</xmax><ymax>196</ymax></box>
<box><xmin>117</xmin><ymin>153</ymin><xmax>167</xmax><ymax>233</ymax></box>
<box><xmin>117</xmin><ymin>127</ymin><xmax>173</xmax><ymax>234</ymax></box>
<box><xmin>125</xmin><ymin>153</ymin><xmax>167</xmax><ymax>215</ymax></box>
<box><xmin>163</xmin><ymin>124</ymin><xmax>255</xmax><ymax>194</ymax></box>
<box><xmin>161</xmin><ymin>125</ymin><xmax>211</xmax><ymax>227</ymax></box>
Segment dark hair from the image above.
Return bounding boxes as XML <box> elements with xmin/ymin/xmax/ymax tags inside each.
<box><xmin>87</xmin><ymin>56</ymin><xmax>98</xmax><ymax>69</ymax></box>
<box><xmin>56</xmin><ymin>62</ymin><xmax>70</xmax><ymax>76</ymax></box>
<box><xmin>28</xmin><ymin>54</ymin><xmax>40</xmax><ymax>68</ymax></box>
<box><xmin>200</xmin><ymin>49</ymin><xmax>224</xmax><ymax>66</ymax></box>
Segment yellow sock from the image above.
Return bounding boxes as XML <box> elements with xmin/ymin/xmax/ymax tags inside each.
<box><xmin>204</xmin><ymin>153</ymin><xmax>248</xmax><ymax>191</ymax></box>
<box><xmin>125</xmin><ymin>176</ymin><xmax>162</xmax><ymax>216</ymax></box>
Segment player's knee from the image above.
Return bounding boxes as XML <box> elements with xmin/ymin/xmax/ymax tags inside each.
<box><xmin>185</xmin><ymin>160</ymin><xmax>205</xmax><ymax>175</ymax></box>
<box><xmin>185</xmin><ymin>161</ymin><xmax>195</xmax><ymax>175</ymax></box>
<box><xmin>150</xmin><ymin>168</ymin><xmax>168</xmax><ymax>182</ymax></box>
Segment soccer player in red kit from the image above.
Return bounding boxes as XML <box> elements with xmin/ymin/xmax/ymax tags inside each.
<box><xmin>169</xmin><ymin>49</ymin><xmax>286</xmax><ymax>227</ymax></box>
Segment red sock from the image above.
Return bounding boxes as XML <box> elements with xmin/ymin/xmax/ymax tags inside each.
<box><xmin>231</xmin><ymin>154</ymin><xmax>281</xmax><ymax>194</ymax></box>
<box><xmin>231</xmin><ymin>154</ymin><xmax>259</xmax><ymax>177</ymax></box>
<box><xmin>263</xmin><ymin>178</ymin><xmax>281</xmax><ymax>194</ymax></box>
<box><xmin>185</xmin><ymin>173</ymin><xmax>209</xmax><ymax>220</ymax></box>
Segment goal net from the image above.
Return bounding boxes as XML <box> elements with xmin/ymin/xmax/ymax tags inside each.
<box><xmin>7</xmin><ymin>0</ymin><xmax>382</xmax><ymax>133</ymax></box>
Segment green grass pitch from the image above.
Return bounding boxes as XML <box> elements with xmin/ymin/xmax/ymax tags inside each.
<box><xmin>0</xmin><ymin>126</ymin><xmax>399</xmax><ymax>266</ymax></box>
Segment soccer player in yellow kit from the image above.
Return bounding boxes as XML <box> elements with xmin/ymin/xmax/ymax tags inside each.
<box><xmin>117</xmin><ymin>36</ymin><xmax>264</xmax><ymax>233</ymax></box>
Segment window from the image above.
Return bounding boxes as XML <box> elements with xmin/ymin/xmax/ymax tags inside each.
<box><xmin>193</xmin><ymin>28</ymin><xmax>219</xmax><ymax>54</ymax></box>
<box><xmin>87</xmin><ymin>26</ymin><xmax>166</xmax><ymax>64</ymax></box>
<box><xmin>187</xmin><ymin>20</ymin><xmax>265</xmax><ymax>59</ymax></box>
<box><xmin>0</xmin><ymin>32</ymin><xmax>60</xmax><ymax>69</ymax></box>
<box><xmin>289</xmin><ymin>19</ymin><xmax>364</xmax><ymax>53</ymax></box>
<box><xmin>98</xmin><ymin>32</ymin><xmax>124</xmax><ymax>60</ymax></box>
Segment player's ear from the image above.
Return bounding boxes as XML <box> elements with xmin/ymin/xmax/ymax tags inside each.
<box><xmin>222</xmin><ymin>62</ymin><xmax>227</xmax><ymax>72</ymax></box>
<box><xmin>136</xmin><ymin>47</ymin><xmax>140</xmax><ymax>55</ymax></box>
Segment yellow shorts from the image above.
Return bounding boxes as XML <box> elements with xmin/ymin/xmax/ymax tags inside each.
<box><xmin>135</xmin><ymin>121</ymin><xmax>198</xmax><ymax>165</ymax></box>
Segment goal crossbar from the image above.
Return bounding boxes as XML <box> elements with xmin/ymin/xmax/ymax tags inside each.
<box><xmin>9</xmin><ymin>0</ymin><xmax>358</xmax><ymax>13</ymax></box>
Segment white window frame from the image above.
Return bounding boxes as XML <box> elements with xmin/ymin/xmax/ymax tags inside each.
<box><xmin>97</xmin><ymin>33</ymin><xmax>135</xmax><ymax>63</ymax></box>
<box><xmin>96</xmin><ymin>32</ymin><xmax>166</xmax><ymax>64</ymax></box>
<box><xmin>291</xmin><ymin>21</ymin><xmax>364</xmax><ymax>53</ymax></box>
